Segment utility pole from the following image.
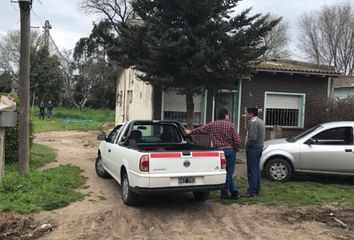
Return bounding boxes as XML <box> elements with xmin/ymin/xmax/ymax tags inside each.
<box><xmin>43</xmin><ymin>20</ymin><xmax>52</xmax><ymax>51</ymax></box>
<box><xmin>18</xmin><ymin>0</ymin><xmax>32</xmax><ymax>176</ymax></box>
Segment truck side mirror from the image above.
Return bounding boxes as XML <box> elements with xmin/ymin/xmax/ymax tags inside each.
<box><xmin>305</xmin><ymin>138</ymin><xmax>316</xmax><ymax>145</ymax></box>
<box><xmin>97</xmin><ymin>133</ymin><xmax>107</xmax><ymax>141</ymax></box>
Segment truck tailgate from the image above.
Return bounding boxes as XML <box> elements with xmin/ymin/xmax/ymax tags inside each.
<box><xmin>149</xmin><ymin>151</ymin><xmax>222</xmax><ymax>174</ymax></box>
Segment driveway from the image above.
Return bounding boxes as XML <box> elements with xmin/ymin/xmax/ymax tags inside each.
<box><xmin>28</xmin><ymin>131</ymin><xmax>352</xmax><ymax>240</ymax></box>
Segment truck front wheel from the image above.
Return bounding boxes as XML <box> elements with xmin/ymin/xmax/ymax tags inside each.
<box><xmin>95</xmin><ymin>154</ymin><xmax>111</xmax><ymax>179</ymax></box>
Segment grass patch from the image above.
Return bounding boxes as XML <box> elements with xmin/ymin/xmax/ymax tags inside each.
<box><xmin>0</xmin><ymin>165</ymin><xmax>85</xmax><ymax>213</ymax></box>
<box><xmin>211</xmin><ymin>175</ymin><xmax>354</xmax><ymax>205</ymax></box>
<box><xmin>30</xmin><ymin>143</ymin><xmax>57</xmax><ymax>169</ymax></box>
<box><xmin>31</xmin><ymin>107</ymin><xmax>115</xmax><ymax>133</ymax></box>
<box><xmin>0</xmin><ymin>143</ymin><xmax>86</xmax><ymax>214</ymax></box>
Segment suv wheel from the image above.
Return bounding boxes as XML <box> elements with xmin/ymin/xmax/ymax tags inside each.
<box><xmin>265</xmin><ymin>158</ymin><xmax>292</xmax><ymax>181</ymax></box>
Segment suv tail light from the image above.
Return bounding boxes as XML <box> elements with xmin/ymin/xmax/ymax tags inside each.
<box><xmin>220</xmin><ymin>152</ymin><xmax>226</xmax><ymax>169</ymax></box>
<box><xmin>139</xmin><ymin>155</ymin><xmax>149</xmax><ymax>172</ymax></box>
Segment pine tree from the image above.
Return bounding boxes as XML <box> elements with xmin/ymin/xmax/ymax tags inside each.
<box><xmin>112</xmin><ymin>0</ymin><xmax>280</xmax><ymax>127</ymax></box>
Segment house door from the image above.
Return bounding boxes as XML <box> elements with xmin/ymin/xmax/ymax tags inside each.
<box><xmin>214</xmin><ymin>89</ymin><xmax>240</xmax><ymax>129</ymax></box>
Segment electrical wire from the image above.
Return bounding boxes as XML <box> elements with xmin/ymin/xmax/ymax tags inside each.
<box><xmin>31</xmin><ymin>8</ymin><xmax>43</xmax><ymax>27</ymax></box>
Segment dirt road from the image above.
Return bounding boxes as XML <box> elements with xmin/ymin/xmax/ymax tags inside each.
<box><xmin>29</xmin><ymin>131</ymin><xmax>353</xmax><ymax>240</ymax></box>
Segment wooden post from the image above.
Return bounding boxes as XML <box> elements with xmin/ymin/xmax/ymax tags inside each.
<box><xmin>18</xmin><ymin>0</ymin><xmax>31</xmax><ymax>176</ymax></box>
<box><xmin>0</xmin><ymin>128</ymin><xmax>5</xmax><ymax>182</ymax></box>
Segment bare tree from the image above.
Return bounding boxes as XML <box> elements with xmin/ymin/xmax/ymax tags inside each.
<box><xmin>0</xmin><ymin>30</ymin><xmax>41</xmax><ymax>90</ymax></box>
<box><xmin>80</xmin><ymin>0</ymin><xmax>135</xmax><ymax>35</ymax></box>
<box><xmin>59</xmin><ymin>49</ymin><xmax>79</xmax><ymax>107</ymax></box>
<box><xmin>261</xmin><ymin>15</ymin><xmax>290</xmax><ymax>59</ymax></box>
<box><xmin>298</xmin><ymin>2</ymin><xmax>354</xmax><ymax>75</ymax></box>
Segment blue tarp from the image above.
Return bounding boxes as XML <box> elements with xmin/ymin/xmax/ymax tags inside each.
<box><xmin>61</xmin><ymin>119</ymin><xmax>96</xmax><ymax>123</ymax></box>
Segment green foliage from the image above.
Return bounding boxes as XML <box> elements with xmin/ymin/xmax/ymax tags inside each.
<box><xmin>0</xmin><ymin>144</ymin><xmax>85</xmax><ymax>213</ymax></box>
<box><xmin>0</xmin><ymin>72</ymin><xmax>12</xmax><ymax>92</ymax></box>
<box><xmin>116</xmin><ymin>0</ymin><xmax>280</xmax><ymax>88</ymax></box>
<box><xmin>31</xmin><ymin>106</ymin><xmax>115</xmax><ymax>133</ymax></box>
<box><xmin>111</xmin><ymin>0</ymin><xmax>280</xmax><ymax>126</ymax></box>
<box><xmin>210</xmin><ymin>176</ymin><xmax>354</xmax><ymax>205</ymax></box>
<box><xmin>4</xmin><ymin>123</ymin><xmax>18</xmax><ymax>164</ymax></box>
<box><xmin>73</xmin><ymin>21</ymin><xmax>122</xmax><ymax>109</ymax></box>
<box><xmin>1</xmin><ymin>93</ymin><xmax>33</xmax><ymax>164</ymax></box>
<box><xmin>30</xmin><ymin>47</ymin><xmax>64</xmax><ymax>105</ymax></box>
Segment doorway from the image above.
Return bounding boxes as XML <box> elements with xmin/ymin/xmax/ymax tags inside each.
<box><xmin>214</xmin><ymin>89</ymin><xmax>240</xmax><ymax>131</ymax></box>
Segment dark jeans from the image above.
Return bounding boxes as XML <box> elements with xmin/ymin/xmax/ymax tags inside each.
<box><xmin>48</xmin><ymin>109</ymin><xmax>53</xmax><ymax>119</ymax></box>
<box><xmin>221</xmin><ymin>148</ymin><xmax>238</xmax><ymax>198</ymax></box>
<box><xmin>246</xmin><ymin>147</ymin><xmax>263</xmax><ymax>196</ymax></box>
<box><xmin>39</xmin><ymin>109</ymin><xmax>45</xmax><ymax>120</ymax></box>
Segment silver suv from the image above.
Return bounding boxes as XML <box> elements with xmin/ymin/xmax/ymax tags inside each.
<box><xmin>261</xmin><ymin>121</ymin><xmax>354</xmax><ymax>181</ymax></box>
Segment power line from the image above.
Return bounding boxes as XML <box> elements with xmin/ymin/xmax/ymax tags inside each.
<box><xmin>31</xmin><ymin>8</ymin><xmax>43</xmax><ymax>26</ymax></box>
<box><xmin>34</xmin><ymin>0</ymin><xmax>43</xmax><ymax>6</ymax></box>
<box><xmin>10</xmin><ymin>0</ymin><xmax>19</xmax><ymax>11</ymax></box>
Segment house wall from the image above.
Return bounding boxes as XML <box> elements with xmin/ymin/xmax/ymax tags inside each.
<box><xmin>239</xmin><ymin>72</ymin><xmax>330</xmax><ymax>146</ymax></box>
<box><xmin>115</xmin><ymin>68</ymin><xmax>153</xmax><ymax>124</ymax></box>
<box><xmin>115</xmin><ymin>68</ymin><xmax>334</xmax><ymax>149</ymax></box>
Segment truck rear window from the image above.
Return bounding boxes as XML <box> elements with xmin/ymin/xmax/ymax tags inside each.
<box><xmin>131</xmin><ymin>123</ymin><xmax>182</xmax><ymax>143</ymax></box>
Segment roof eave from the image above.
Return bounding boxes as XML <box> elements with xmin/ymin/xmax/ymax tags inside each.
<box><xmin>255</xmin><ymin>69</ymin><xmax>340</xmax><ymax>77</ymax></box>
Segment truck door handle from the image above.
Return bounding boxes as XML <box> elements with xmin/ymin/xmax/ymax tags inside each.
<box><xmin>345</xmin><ymin>149</ymin><xmax>352</xmax><ymax>152</ymax></box>
<box><xmin>108</xmin><ymin>149</ymin><xmax>111</xmax><ymax>152</ymax></box>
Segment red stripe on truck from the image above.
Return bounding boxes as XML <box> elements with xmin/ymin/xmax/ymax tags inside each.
<box><xmin>150</xmin><ymin>152</ymin><xmax>181</xmax><ymax>158</ymax></box>
<box><xmin>191</xmin><ymin>152</ymin><xmax>220</xmax><ymax>157</ymax></box>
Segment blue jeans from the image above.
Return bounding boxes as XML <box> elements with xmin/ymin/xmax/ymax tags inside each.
<box><xmin>246</xmin><ymin>147</ymin><xmax>263</xmax><ymax>195</ymax></box>
<box><xmin>221</xmin><ymin>148</ymin><xmax>238</xmax><ymax>197</ymax></box>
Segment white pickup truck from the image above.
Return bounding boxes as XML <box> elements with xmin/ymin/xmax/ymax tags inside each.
<box><xmin>96</xmin><ymin>120</ymin><xmax>226</xmax><ymax>205</ymax></box>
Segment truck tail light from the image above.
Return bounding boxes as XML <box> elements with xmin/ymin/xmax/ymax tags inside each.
<box><xmin>139</xmin><ymin>155</ymin><xmax>149</xmax><ymax>172</ymax></box>
<box><xmin>220</xmin><ymin>152</ymin><xmax>226</xmax><ymax>169</ymax></box>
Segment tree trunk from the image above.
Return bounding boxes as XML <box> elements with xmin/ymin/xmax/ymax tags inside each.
<box><xmin>0</xmin><ymin>128</ymin><xmax>5</xmax><ymax>182</ymax></box>
<box><xmin>185</xmin><ymin>91</ymin><xmax>194</xmax><ymax>129</ymax></box>
<box><xmin>79</xmin><ymin>97</ymin><xmax>88</xmax><ymax>110</ymax></box>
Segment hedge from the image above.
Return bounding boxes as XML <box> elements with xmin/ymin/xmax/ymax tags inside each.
<box><xmin>1</xmin><ymin>93</ymin><xmax>33</xmax><ymax>164</ymax></box>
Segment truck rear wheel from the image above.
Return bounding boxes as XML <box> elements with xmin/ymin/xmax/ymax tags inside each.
<box><xmin>122</xmin><ymin>173</ymin><xmax>138</xmax><ymax>206</ymax></box>
<box><xmin>193</xmin><ymin>191</ymin><xmax>210</xmax><ymax>201</ymax></box>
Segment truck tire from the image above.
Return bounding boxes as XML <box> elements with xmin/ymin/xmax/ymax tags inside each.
<box><xmin>122</xmin><ymin>173</ymin><xmax>138</xmax><ymax>206</ymax></box>
<box><xmin>264</xmin><ymin>158</ymin><xmax>292</xmax><ymax>181</ymax></box>
<box><xmin>193</xmin><ymin>191</ymin><xmax>210</xmax><ymax>201</ymax></box>
<box><xmin>95</xmin><ymin>154</ymin><xmax>111</xmax><ymax>179</ymax></box>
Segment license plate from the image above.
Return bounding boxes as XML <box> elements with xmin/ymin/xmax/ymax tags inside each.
<box><xmin>178</xmin><ymin>176</ymin><xmax>195</xmax><ymax>184</ymax></box>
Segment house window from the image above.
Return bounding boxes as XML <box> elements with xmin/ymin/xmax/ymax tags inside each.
<box><xmin>162</xmin><ymin>89</ymin><xmax>206</xmax><ymax>125</ymax></box>
<box><xmin>163</xmin><ymin>111</ymin><xmax>202</xmax><ymax>125</ymax></box>
<box><xmin>264</xmin><ymin>92</ymin><xmax>305</xmax><ymax>128</ymax></box>
<box><xmin>117</xmin><ymin>91</ymin><xmax>123</xmax><ymax>107</ymax></box>
<box><xmin>127</xmin><ymin>90</ymin><xmax>133</xmax><ymax>103</ymax></box>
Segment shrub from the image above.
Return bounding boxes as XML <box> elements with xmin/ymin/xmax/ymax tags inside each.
<box><xmin>4</xmin><ymin>122</ymin><xmax>19</xmax><ymax>163</ymax></box>
<box><xmin>1</xmin><ymin>93</ymin><xmax>33</xmax><ymax>164</ymax></box>
<box><xmin>309</xmin><ymin>96</ymin><xmax>354</xmax><ymax>126</ymax></box>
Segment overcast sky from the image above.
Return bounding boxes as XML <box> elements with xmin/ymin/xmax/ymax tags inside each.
<box><xmin>0</xmin><ymin>0</ymin><xmax>349</xmax><ymax>60</ymax></box>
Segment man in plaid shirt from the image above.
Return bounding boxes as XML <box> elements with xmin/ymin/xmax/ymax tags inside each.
<box><xmin>185</xmin><ymin>109</ymin><xmax>241</xmax><ymax>200</ymax></box>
